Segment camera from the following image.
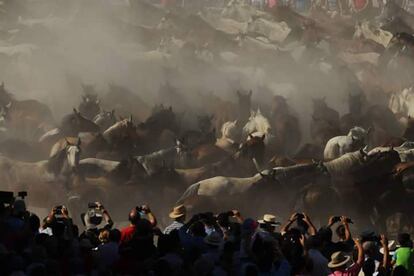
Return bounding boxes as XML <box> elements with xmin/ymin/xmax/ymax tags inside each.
<box><xmin>55</xmin><ymin>205</ymin><xmax>63</xmax><ymax>215</ymax></box>
<box><xmin>296</xmin><ymin>213</ymin><xmax>305</xmax><ymax>220</ymax></box>
<box><xmin>88</xmin><ymin>202</ymin><xmax>98</xmax><ymax>209</ymax></box>
<box><xmin>332</xmin><ymin>216</ymin><xmax>353</xmax><ymax>224</ymax></box>
<box><xmin>0</xmin><ymin>190</ymin><xmax>28</xmax><ymax>205</ymax></box>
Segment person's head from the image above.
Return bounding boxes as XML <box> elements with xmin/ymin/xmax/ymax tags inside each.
<box><xmin>318</xmin><ymin>226</ymin><xmax>333</xmax><ymax>242</ymax></box>
<box><xmin>305</xmin><ymin>235</ymin><xmax>322</xmax><ymax>250</ymax></box>
<box><xmin>128</xmin><ymin>207</ymin><xmax>141</xmax><ymax>225</ymax></box>
<box><xmin>392</xmin><ymin>265</ymin><xmax>408</xmax><ymax>276</ymax></box>
<box><xmin>328</xmin><ymin>251</ymin><xmax>351</xmax><ymax>271</ymax></box>
<box><xmin>258</xmin><ymin>214</ymin><xmax>280</xmax><ymax>233</ymax></box>
<box><xmin>398</xmin><ymin>233</ymin><xmax>412</xmax><ymax>248</ymax></box>
<box><xmin>12</xmin><ymin>200</ymin><xmax>26</xmax><ymax>218</ymax></box>
<box><xmin>168</xmin><ymin>204</ymin><xmax>186</xmax><ymax>223</ymax></box>
<box><xmin>98</xmin><ymin>229</ymin><xmax>110</xmax><ymax>244</ymax></box>
<box><xmin>189</xmin><ymin>221</ymin><xmax>206</xmax><ymax>237</ymax></box>
<box><xmin>363</xmin><ymin>241</ymin><xmax>378</xmax><ymax>258</ymax></box>
<box><xmin>83</xmin><ymin>208</ymin><xmax>103</xmax><ymax>230</ymax></box>
<box><xmin>109</xmin><ymin>229</ymin><xmax>121</xmax><ymax>243</ymax></box>
<box><xmin>336</xmin><ymin>224</ymin><xmax>346</xmax><ymax>240</ymax></box>
<box><xmin>28</xmin><ymin>214</ymin><xmax>40</xmax><ymax>234</ymax></box>
<box><xmin>204</xmin><ymin>231</ymin><xmax>223</xmax><ymax>249</ymax></box>
<box><xmin>362</xmin><ymin>258</ymin><xmax>376</xmax><ymax>276</ymax></box>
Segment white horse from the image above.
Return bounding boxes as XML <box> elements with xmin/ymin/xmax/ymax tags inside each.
<box><xmin>0</xmin><ymin>139</ymin><xmax>81</xmax><ymax>190</ymax></box>
<box><xmin>324</xmin><ymin>127</ymin><xmax>371</xmax><ymax>160</ymax></box>
<box><xmin>215</xmin><ymin>120</ymin><xmax>240</xmax><ymax>153</ymax></box>
<box><xmin>242</xmin><ymin>109</ymin><xmax>275</xmax><ymax>145</ymax></box>
<box><xmin>93</xmin><ymin>110</ymin><xmax>117</xmax><ymax>132</ymax></box>
<box><xmin>368</xmin><ymin>141</ymin><xmax>414</xmax><ymax>162</ymax></box>
<box><xmin>176</xmin><ymin>168</ymin><xmax>274</xmax><ymax>205</ymax></box>
<box><xmin>389</xmin><ymin>87</ymin><xmax>414</xmax><ymax>124</ymax></box>
<box><xmin>135</xmin><ymin>139</ymin><xmax>187</xmax><ymax>176</ymax></box>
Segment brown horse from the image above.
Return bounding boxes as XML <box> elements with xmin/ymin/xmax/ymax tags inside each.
<box><xmin>311</xmin><ymin>98</ymin><xmax>341</xmax><ymax>148</ymax></box>
<box><xmin>0</xmin><ymin>82</ymin><xmax>55</xmax><ymax>140</ymax></box>
<box><xmin>270</xmin><ymin>95</ymin><xmax>301</xmax><ymax>155</ymax></box>
<box><xmin>78</xmin><ymin>84</ymin><xmax>101</xmax><ymax>120</ymax></box>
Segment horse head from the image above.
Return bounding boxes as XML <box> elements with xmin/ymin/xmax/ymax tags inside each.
<box><xmin>71</xmin><ymin>108</ymin><xmax>100</xmax><ymax>133</ymax></box>
<box><xmin>65</xmin><ymin>138</ymin><xmax>82</xmax><ymax>170</ymax></box>
<box><xmin>197</xmin><ymin>114</ymin><xmax>214</xmax><ymax>133</ymax></box>
<box><xmin>238</xmin><ymin>134</ymin><xmax>266</xmax><ymax>163</ymax></box>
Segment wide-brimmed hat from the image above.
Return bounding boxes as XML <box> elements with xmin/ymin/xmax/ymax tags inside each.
<box><xmin>380</xmin><ymin>240</ymin><xmax>398</xmax><ymax>255</ymax></box>
<box><xmin>204</xmin><ymin>232</ymin><xmax>223</xmax><ymax>247</ymax></box>
<box><xmin>258</xmin><ymin>214</ymin><xmax>281</xmax><ymax>226</ymax></box>
<box><xmin>328</xmin><ymin>251</ymin><xmax>351</xmax><ymax>268</ymax></box>
<box><xmin>169</xmin><ymin>204</ymin><xmax>186</xmax><ymax>219</ymax></box>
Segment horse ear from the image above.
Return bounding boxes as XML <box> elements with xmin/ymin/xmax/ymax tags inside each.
<box><xmin>73</xmin><ymin>108</ymin><xmax>79</xmax><ymax>115</ymax></box>
<box><xmin>5</xmin><ymin>102</ymin><xmax>11</xmax><ymax>109</ymax></box>
<box><xmin>111</xmin><ymin>109</ymin><xmax>115</xmax><ymax>115</ymax></box>
<box><xmin>65</xmin><ymin>138</ymin><xmax>71</xmax><ymax>145</ymax></box>
<box><xmin>77</xmin><ymin>138</ymin><xmax>81</xmax><ymax>146</ymax></box>
<box><xmin>129</xmin><ymin>115</ymin><xmax>133</xmax><ymax>123</ymax></box>
<box><xmin>257</xmin><ymin>108</ymin><xmax>261</xmax><ymax>115</ymax></box>
<box><xmin>261</xmin><ymin>134</ymin><xmax>265</xmax><ymax>141</ymax></box>
<box><xmin>233</xmin><ymin>119</ymin><xmax>238</xmax><ymax>125</ymax></box>
<box><xmin>249</xmin><ymin>133</ymin><xmax>254</xmax><ymax>139</ymax></box>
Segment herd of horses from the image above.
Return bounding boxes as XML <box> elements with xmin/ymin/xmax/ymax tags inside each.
<box><xmin>0</xmin><ymin>80</ymin><xmax>414</xmax><ymax>232</ymax></box>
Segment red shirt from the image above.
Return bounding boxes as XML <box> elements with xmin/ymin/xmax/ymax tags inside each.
<box><xmin>120</xmin><ymin>225</ymin><xmax>136</xmax><ymax>245</ymax></box>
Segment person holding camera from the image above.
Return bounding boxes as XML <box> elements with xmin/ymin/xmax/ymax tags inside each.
<box><xmin>41</xmin><ymin>205</ymin><xmax>75</xmax><ymax>240</ymax></box>
<box><xmin>120</xmin><ymin>204</ymin><xmax>157</xmax><ymax>245</ymax></box>
<box><xmin>319</xmin><ymin>216</ymin><xmax>354</xmax><ymax>260</ymax></box>
<box><xmin>80</xmin><ymin>202</ymin><xmax>113</xmax><ymax>247</ymax></box>
<box><xmin>281</xmin><ymin>212</ymin><xmax>317</xmax><ymax>236</ymax></box>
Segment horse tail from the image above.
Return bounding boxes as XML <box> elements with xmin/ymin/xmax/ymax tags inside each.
<box><xmin>176</xmin><ymin>182</ymin><xmax>200</xmax><ymax>205</ymax></box>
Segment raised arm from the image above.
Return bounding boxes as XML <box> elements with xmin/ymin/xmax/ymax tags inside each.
<box><xmin>303</xmin><ymin>213</ymin><xmax>317</xmax><ymax>236</ymax></box>
<box><xmin>341</xmin><ymin>216</ymin><xmax>352</xmax><ymax>241</ymax></box>
<box><xmin>232</xmin><ymin>210</ymin><xmax>244</xmax><ymax>224</ymax></box>
<box><xmin>281</xmin><ymin>213</ymin><xmax>298</xmax><ymax>235</ymax></box>
<box><xmin>142</xmin><ymin>205</ymin><xmax>157</xmax><ymax>227</ymax></box>
<box><xmin>354</xmin><ymin>238</ymin><xmax>364</xmax><ymax>266</ymax></box>
<box><xmin>380</xmin><ymin>234</ymin><xmax>390</xmax><ymax>271</ymax></box>
<box><xmin>97</xmin><ymin>202</ymin><xmax>114</xmax><ymax>229</ymax></box>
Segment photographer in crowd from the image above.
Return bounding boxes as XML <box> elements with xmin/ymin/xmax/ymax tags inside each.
<box><xmin>0</xmin><ymin>190</ymin><xmax>412</xmax><ymax>275</ymax></box>
<box><xmin>79</xmin><ymin>201</ymin><xmax>113</xmax><ymax>247</ymax></box>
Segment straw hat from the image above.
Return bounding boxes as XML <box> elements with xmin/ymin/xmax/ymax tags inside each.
<box><xmin>328</xmin><ymin>251</ymin><xmax>351</xmax><ymax>268</ymax></box>
<box><xmin>258</xmin><ymin>214</ymin><xmax>281</xmax><ymax>226</ymax></box>
<box><xmin>380</xmin><ymin>240</ymin><xmax>397</xmax><ymax>255</ymax></box>
<box><xmin>169</xmin><ymin>204</ymin><xmax>186</xmax><ymax>219</ymax></box>
<box><xmin>204</xmin><ymin>232</ymin><xmax>223</xmax><ymax>247</ymax></box>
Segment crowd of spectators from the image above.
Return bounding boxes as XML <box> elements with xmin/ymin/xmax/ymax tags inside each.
<box><xmin>0</xmin><ymin>194</ymin><xmax>413</xmax><ymax>276</ymax></box>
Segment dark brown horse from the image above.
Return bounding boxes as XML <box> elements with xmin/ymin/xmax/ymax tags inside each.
<box><xmin>310</xmin><ymin>97</ymin><xmax>341</xmax><ymax>148</ymax></box>
<box><xmin>0</xmin><ymin>82</ymin><xmax>55</xmax><ymax>140</ymax></box>
<box><xmin>270</xmin><ymin>95</ymin><xmax>301</xmax><ymax>155</ymax></box>
<box><xmin>78</xmin><ymin>84</ymin><xmax>101</xmax><ymax>120</ymax></box>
